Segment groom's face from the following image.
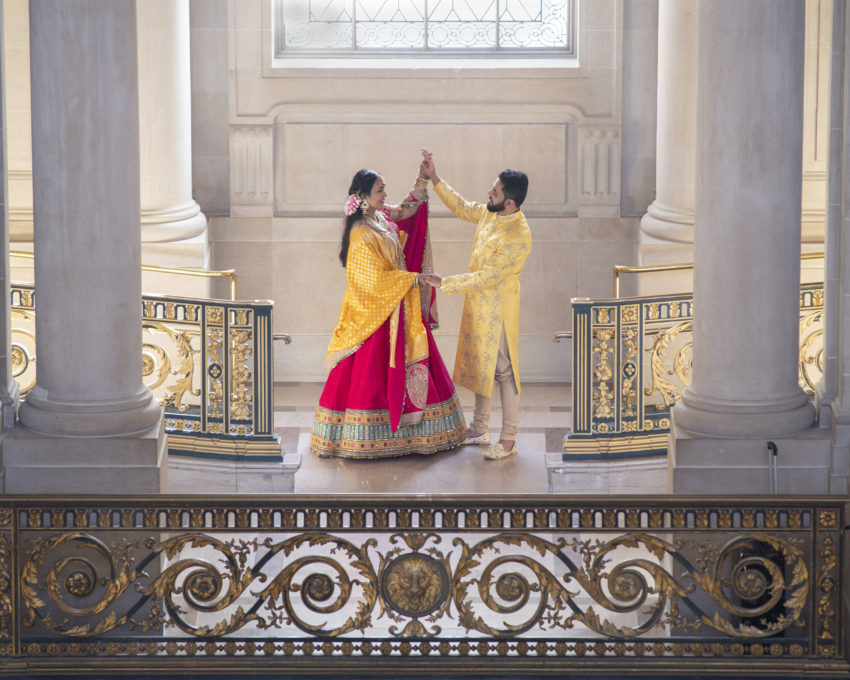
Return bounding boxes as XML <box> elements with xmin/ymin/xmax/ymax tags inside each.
<box><xmin>486</xmin><ymin>179</ymin><xmax>507</xmax><ymax>213</ymax></box>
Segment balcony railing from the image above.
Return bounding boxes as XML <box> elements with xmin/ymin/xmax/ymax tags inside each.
<box><xmin>566</xmin><ymin>283</ymin><xmax>823</xmax><ymax>458</ymax></box>
<box><xmin>10</xmin><ymin>285</ymin><xmax>281</xmax><ymax>461</ymax></box>
<box><xmin>0</xmin><ymin>494</ymin><xmax>844</xmax><ymax>676</ymax></box>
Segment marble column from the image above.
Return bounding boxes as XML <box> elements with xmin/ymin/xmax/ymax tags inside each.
<box><xmin>5</xmin><ymin>0</ymin><xmax>166</xmax><ymax>493</ymax></box>
<box><xmin>637</xmin><ymin>0</ymin><xmax>697</xmax><ymax>295</ymax></box>
<box><xmin>137</xmin><ymin>0</ymin><xmax>205</xmax><ymax>243</ymax></box>
<box><xmin>0</xmin><ymin>7</ymin><xmax>20</xmax><ymax>433</ymax></box>
<box><xmin>136</xmin><ymin>0</ymin><xmax>209</xmax><ymax>297</ymax></box>
<box><xmin>824</xmin><ymin>0</ymin><xmax>850</xmax><ymax>494</ymax></box>
<box><xmin>670</xmin><ymin>0</ymin><xmax>823</xmax><ymax>492</ymax></box>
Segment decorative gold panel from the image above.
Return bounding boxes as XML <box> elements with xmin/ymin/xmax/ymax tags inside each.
<box><xmin>1</xmin><ymin>496</ymin><xmax>844</xmax><ymax>676</ymax></box>
<box><xmin>10</xmin><ymin>285</ymin><xmax>281</xmax><ymax>462</ymax></box>
<box><xmin>567</xmin><ymin>284</ymin><xmax>823</xmax><ymax>458</ymax></box>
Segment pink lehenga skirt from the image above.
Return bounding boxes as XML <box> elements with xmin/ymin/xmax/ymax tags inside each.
<box><xmin>311</xmin><ymin>312</ymin><xmax>466</xmax><ymax>459</ymax></box>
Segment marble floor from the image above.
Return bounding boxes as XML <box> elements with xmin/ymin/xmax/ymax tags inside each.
<box><xmin>273</xmin><ymin>382</ymin><xmax>667</xmax><ymax>495</ymax></box>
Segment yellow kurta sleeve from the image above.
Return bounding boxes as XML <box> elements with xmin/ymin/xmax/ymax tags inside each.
<box><xmin>441</xmin><ymin>240</ymin><xmax>530</xmax><ymax>296</ymax></box>
<box><xmin>326</xmin><ymin>227</ymin><xmax>417</xmax><ymax>367</ymax></box>
<box><xmin>433</xmin><ymin>180</ymin><xmax>487</xmax><ymax>224</ymax></box>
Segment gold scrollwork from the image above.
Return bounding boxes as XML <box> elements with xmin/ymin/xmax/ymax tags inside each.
<box><xmin>644</xmin><ymin>321</ymin><xmax>692</xmax><ymax>406</ymax></box>
<box><xmin>621</xmin><ymin>327</ymin><xmax>638</xmax><ymax>418</ymax></box>
<box><xmin>229</xmin><ymin>328</ymin><xmax>253</xmax><ymax>421</ymax></box>
<box><xmin>10</xmin><ymin>309</ymin><xmax>36</xmax><ymax>393</ymax></box>
<box><xmin>0</xmin><ymin>532</ymin><xmax>12</xmax><ymax>644</ymax></box>
<box><xmin>207</xmin><ymin>328</ymin><xmax>224</xmax><ymax>419</ymax></box>
<box><xmin>677</xmin><ymin>534</ymin><xmax>808</xmax><ymax>638</ymax></box>
<box><xmin>798</xmin><ymin>311</ymin><xmax>823</xmax><ymax>395</ymax></box>
<box><xmin>19</xmin><ymin>527</ymin><xmax>813</xmax><ymax>651</ymax></box>
<box><xmin>143</xmin><ymin>322</ymin><xmax>201</xmax><ymax>411</ymax></box>
<box><xmin>815</xmin><ymin>532</ymin><xmax>838</xmax><ymax>654</ymax></box>
<box><xmin>592</xmin><ymin>328</ymin><xmax>615</xmax><ymax>419</ymax></box>
<box><xmin>22</xmin><ymin>533</ymin><xmax>164</xmax><ymax>637</ymax></box>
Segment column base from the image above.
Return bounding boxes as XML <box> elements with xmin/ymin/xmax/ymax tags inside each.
<box><xmin>673</xmin><ymin>389</ymin><xmax>815</xmax><ymax>438</ymax></box>
<box><xmin>18</xmin><ymin>387</ymin><xmax>164</xmax><ymax>437</ymax></box>
<box><xmin>1</xmin><ymin>414</ymin><xmax>167</xmax><ymax>493</ymax></box>
<box><xmin>639</xmin><ymin>201</ymin><xmax>695</xmax><ymax>244</ymax></box>
<box><xmin>141</xmin><ymin>204</ymin><xmax>207</xmax><ymax>243</ymax></box>
<box><xmin>168</xmin><ymin>453</ymin><xmax>301</xmax><ymax>493</ymax></box>
<box><xmin>668</xmin><ymin>416</ymin><xmax>831</xmax><ymax>494</ymax></box>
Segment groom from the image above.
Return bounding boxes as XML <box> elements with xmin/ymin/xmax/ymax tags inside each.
<box><xmin>419</xmin><ymin>149</ymin><xmax>531</xmax><ymax>460</ymax></box>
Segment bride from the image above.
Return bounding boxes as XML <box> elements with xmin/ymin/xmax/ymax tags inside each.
<box><xmin>310</xmin><ymin>164</ymin><xmax>466</xmax><ymax>459</ymax></box>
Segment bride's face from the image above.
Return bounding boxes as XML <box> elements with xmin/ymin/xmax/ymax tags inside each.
<box><xmin>365</xmin><ymin>176</ymin><xmax>387</xmax><ymax>212</ymax></box>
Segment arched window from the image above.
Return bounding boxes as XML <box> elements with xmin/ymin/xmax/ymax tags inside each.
<box><xmin>273</xmin><ymin>0</ymin><xmax>577</xmax><ymax>65</ymax></box>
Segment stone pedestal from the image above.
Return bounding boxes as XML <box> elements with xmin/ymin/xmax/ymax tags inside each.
<box><xmin>546</xmin><ymin>451</ymin><xmax>667</xmax><ymax>494</ymax></box>
<box><xmin>168</xmin><ymin>453</ymin><xmax>302</xmax><ymax>494</ymax></box>
<box><xmin>668</xmin><ymin>418</ymin><xmax>831</xmax><ymax>494</ymax></box>
<box><xmin>2</xmin><ymin>415</ymin><xmax>167</xmax><ymax>493</ymax></box>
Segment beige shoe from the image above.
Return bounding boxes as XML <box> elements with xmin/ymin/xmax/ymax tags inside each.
<box><xmin>482</xmin><ymin>442</ymin><xmax>518</xmax><ymax>460</ymax></box>
<box><xmin>464</xmin><ymin>431</ymin><xmax>490</xmax><ymax>445</ymax></box>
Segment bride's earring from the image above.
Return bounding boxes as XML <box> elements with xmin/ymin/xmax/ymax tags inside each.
<box><xmin>360</xmin><ymin>198</ymin><xmax>369</xmax><ymax>211</ymax></box>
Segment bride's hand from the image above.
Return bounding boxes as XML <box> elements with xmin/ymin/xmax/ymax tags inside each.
<box><xmin>420</xmin><ymin>273</ymin><xmax>442</xmax><ymax>288</ymax></box>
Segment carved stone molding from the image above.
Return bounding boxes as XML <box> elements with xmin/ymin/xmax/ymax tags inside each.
<box><xmin>578</xmin><ymin>126</ymin><xmax>620</xmax><ymax>207</ymax></box>
<box><xmin>230</xmin><ymin>125</ymin><xmax>273</xmax><ymax>208</ymax></box>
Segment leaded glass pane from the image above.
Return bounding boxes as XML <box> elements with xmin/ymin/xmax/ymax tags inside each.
<box><xmin>275</xmin><ymin>0</ymin><xmax>574</xmax><ymax>56</ymax></box>
<box><xmin>500</xmin><ymin>0</ymin><xmax>567</xmax><ymax>48</ymax></box>
<box><xmin>281</xmin><ymin>0</ymin><xmax>353</xmax><ymax>49</ymax></box>
<box><xmin>428</xmin><ymin>0</ymin><xmax>496</xmax><ymax>48</ymax></box>
<box><xmin>356</xmin><ymin>0</ymin><xmax>426</xmax><ymax>48</ymax></box>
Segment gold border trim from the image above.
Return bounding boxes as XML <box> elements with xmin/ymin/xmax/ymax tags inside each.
<box><xmin>563</xmin><ymin>432</ymin><xmax>668</xmax><ymax>455</ymax></box>
<box><xmin>167</xmin><ymin>433</ymin><xmax>282</xmax><ymax>459</ymax></box>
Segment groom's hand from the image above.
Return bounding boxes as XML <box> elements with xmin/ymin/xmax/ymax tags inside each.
<box><xmin>420</xmin><ymin>273</ymin><xmax>442</xmax><ymax>288</ymax></box>
<box><xmin>420</xmin><ymin>148</ymin><xmax>438</xmax><ymax>183</ymax></box>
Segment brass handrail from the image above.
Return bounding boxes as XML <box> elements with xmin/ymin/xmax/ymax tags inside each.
<box><xmin>613</xmin><ymin>251</ymin><xmax>825</xmax><ymax>298</ymax></box>
<box><xmin>10</xmin><ymin>249</ymin><xmax>238</xmax><ymax>301</ymax></box>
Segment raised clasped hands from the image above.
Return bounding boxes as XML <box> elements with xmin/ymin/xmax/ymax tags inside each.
<box><xmin>420</xmin><ymin>148</ymin><xmax>436</xmax><ymax>180</ymax></box>
<box><xmin>419</xmin><ymin>273</ymin><xmax>442</xmax><ymax>288</ymax></box>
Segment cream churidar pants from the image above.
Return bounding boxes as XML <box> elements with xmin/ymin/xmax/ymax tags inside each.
<box><xmin>469</xmin><ymin>325</ymin><xmax>519</xmax><ymax>441</ymax></box>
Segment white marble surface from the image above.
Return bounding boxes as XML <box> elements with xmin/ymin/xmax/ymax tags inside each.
<box><xmin>270</xmin><ymin>382</ymin><xmax>665</xmax><ymax>496</ymax></box>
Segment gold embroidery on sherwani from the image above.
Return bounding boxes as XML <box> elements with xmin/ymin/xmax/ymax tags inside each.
<box><xmin>434</xmin><ymin>180</ymin><xmax>532</xmax><ymax>398</ymax></box>
<box><xmin>325</xmin><ymin>214</ymin><xmax>427</xmax><ymax>371</ymax></box>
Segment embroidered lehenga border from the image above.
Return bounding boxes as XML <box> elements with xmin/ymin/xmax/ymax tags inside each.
<box><xmin>311</xmin><ymin>394</ymin><xmax>465</xmax><ymax>459</ymax></box>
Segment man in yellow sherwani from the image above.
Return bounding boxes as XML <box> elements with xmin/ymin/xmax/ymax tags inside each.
<box><xmin>419</xmin><ymin>149</ymin><xmax>532</xmax><ymax>460</ymax></box>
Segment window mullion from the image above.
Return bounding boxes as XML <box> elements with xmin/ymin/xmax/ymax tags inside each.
<box><xmin>352</xmin><ymin>0</ymin><xmax>357</xmax><ymax>49</ymax></box>
<box><xmin>424</xmin><ymin>0</ymin><xmax>429</xmax><ymax>50</ymax></box>
<box><xmin>495</xmin><ymin>0</ymin><xmax>500</xmax><ymax>49</ymax></box>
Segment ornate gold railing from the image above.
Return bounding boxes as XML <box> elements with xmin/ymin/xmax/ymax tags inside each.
<box><xmin>0</xmin><ymin>494</ymin><xmax>844</xmax><ymax>676</ymax></box>
<box><xmin>565</xmin><ymin>284</ymin><xmax>823</xmax><ymax>458</ymax></box>
<box><xmin>10</xmin><ymin>285</ymin><xmax>280</xmax><ymax>461</ymax></box>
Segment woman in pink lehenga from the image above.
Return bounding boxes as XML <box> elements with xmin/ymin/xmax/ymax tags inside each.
<box><xmin>311</xmin><ymin>166</ymin><xmax>466</xmax><ymax>459</ymax></box>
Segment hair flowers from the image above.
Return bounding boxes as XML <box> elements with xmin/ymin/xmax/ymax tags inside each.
<box><xmin>344</xmin><ymin>194</ymin><xmax>361</xmax><ymax>216</ymax></box>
